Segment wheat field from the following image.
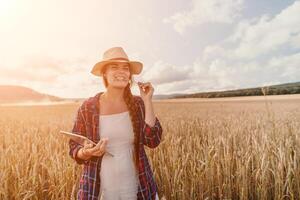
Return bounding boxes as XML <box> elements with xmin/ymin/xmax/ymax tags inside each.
<box><xmin>0</xmin><ymin>95</ymin><xmax>299</xmax><ymax>200</ymax></box>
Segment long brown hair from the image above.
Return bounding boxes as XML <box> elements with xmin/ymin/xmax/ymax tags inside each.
<box><xmin>101</xmin><ymin>65</ymin><xmax>140</xmax><ymax>172</ymax></box>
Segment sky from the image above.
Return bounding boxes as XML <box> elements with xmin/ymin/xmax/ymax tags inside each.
<box><xmin>0</xmin><ymin>0</ymin><xmax>299</xmax><ymax>98</ymax></box>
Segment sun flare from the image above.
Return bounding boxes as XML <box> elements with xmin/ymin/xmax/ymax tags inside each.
<box><xmin>0</xmin><ymin>0</ymin><xmax>14</xmax><ymax>14</ymax></box>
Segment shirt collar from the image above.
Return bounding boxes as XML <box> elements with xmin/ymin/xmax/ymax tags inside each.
<box><xmin>93</xmin><ymin>91</ymin><xmax>104</xmax><ymax>111</ymax></box>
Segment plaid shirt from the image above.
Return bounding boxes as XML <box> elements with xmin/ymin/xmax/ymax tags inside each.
<box><xmin>69</xmin><ymin>92</ymin><xmax>163</xmax><ymax>200</ymax></box>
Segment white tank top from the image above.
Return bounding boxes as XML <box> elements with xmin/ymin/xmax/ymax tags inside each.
<box><xmin>99</xmin><ymin>111</ymin><xmax>139</xmax><ymax>200</ymax></box>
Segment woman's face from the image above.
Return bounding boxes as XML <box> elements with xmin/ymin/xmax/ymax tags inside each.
<box><xmin>103</xmin><ymin>62</ymin><xmax>131</xmax><ymax>89</ymax></box>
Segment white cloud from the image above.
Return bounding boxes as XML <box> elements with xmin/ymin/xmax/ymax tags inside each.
<box><xmin>163</xmin><ymin>0</ymin><xmax>244</xmax><ymax>34</ymax></box>
<box><xmin>228</xmin><ymin>1</ymin><xmax>300</xmax><ymax>59</ymax></box>
<box><xmin>154</xmin><ymin>1</ymin><xmax>300</xmax><ymax>95</ymax></box>
<box><xmin>267</xmin><ymin>52</ymin><xmax>300</xmax><ymax>80</ymax></box>
<box><xmin>195</xmin><ymin>1</ymin><xmax>300</xmax><ymax>86</ymax></box>
<box><xmin>141</xmin><ymin>60</ymin><xmax>190</xmax><ymax>85</ymax></box>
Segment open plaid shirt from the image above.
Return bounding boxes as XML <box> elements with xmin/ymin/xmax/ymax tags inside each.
<box><xmin>69</xmin><ymin>92</ymin><xmax>163</xmax><ymax>200</ymax></box>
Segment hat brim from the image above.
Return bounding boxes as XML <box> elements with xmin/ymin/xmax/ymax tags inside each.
<box><xmin>91</xmin><ymin>60</ymin><xmax>143</xmax><ymax>76</ymax></box>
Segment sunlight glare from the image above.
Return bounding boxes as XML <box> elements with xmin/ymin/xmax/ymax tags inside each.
<box><xmin>0</xmin><ymin>0</ymin><xmax>14</xmax><ymax>15</ymax></box>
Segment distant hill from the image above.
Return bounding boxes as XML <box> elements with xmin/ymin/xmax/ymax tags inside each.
<box><xmin>1</xmin><ymin>81</ymin><xmax>299</xmax><ymax>103</ymax></box>
<box><xmin>171</xmin><ymin>81</ymin><xmax>300</xmax><ymax>99</ymax></box>
<box><xmin>0</xmin><ymin>85</ymin><xmax>63</xmax><ymax>104</ymax></box>
<box><xmin>153</xmin><ymin>93</ymin><xmax>186</xmax><ymax>100</ymax></box>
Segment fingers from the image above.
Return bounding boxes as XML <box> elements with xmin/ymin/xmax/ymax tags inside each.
<box><xmin>138</xmin><ymin>82</ymin><xmax>153</xmax><ymax>93</ymax></box>
<box><xmin>98</xmin><ymin>139</ymin><xmax>108</xmax><ymax>154</ymax></box>
<box><xmin>138</xmin><ymin>82</ymin><xmax>152</xmax><ymax>88</ymax></box>
<box><xmin>87</xmin><ymin>138</ymin><xmax>109</xmax><ymax>156</ymax></box>
<box><xmin>84</xmin><ymin>143</ymin><xmax>94</xmax><ymax>149</ymax></box>
<box><xmin>143</xmin><ymin>82</ymin><xmax>152</xmax><ymax>87</ymax></box>
<box><xmin>93</xmin><ymin>140</ymin><xmax>107</xmax><ymax>153</ymax></box>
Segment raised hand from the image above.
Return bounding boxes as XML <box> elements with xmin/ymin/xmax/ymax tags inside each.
<box><xmin>137</xmin><ymin>81</ymin><xmax>154</xmax><ymax>102</ymax></box>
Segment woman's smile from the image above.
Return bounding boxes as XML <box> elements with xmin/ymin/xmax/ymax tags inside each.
<box><xmin>114</xmin><ymin>75</ymin><xmax>128</xmax><ymax>82</ymax></box>
<box><xmin>115</xmin><ymin>76</ymin><xmax>126</xmax><ymax>80</ymax></box>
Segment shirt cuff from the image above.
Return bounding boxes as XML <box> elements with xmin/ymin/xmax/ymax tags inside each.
<box><xmin>145</xmin><ymin>117</ymin><xmax>159</xmax><ymax>131</ymax></box>
<box><xmin>73</xmin><ymin>145</ymin><xmax>89</xmax><ymax>165</ymax></box>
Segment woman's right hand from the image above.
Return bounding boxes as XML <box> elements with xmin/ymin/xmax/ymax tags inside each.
<box><xmin>78</xmin><ymin>138</ymin><xmax>109</xmax><ymax>160</ymax></box>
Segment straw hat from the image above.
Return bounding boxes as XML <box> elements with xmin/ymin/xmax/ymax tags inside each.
<box><xmin>91</xmin><ymin>47</ymin><xmax>143</xmax><ymax>76</ymax></box>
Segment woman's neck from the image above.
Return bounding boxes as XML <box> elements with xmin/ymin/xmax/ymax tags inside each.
<box><xmin>101</xmin><ymin>87</ymin><xmax>125</xmax><ymax>103</ymax></box>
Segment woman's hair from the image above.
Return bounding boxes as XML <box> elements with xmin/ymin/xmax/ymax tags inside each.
<box><xmin>101</xmin><ymin>65</ymin><xmax>140</xmax><ymax>172</ymax></box>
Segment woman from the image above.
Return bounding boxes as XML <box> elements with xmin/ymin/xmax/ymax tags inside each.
<box><xmin>69</xmin><ymin>47</ymin><xmax>163</xmax><ymax>200</ymax></box>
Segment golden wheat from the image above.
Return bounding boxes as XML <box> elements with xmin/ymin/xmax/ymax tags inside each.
<box><xmin>0</xmin><ymin>97</ymin><xmax>299</xmax><ymax>200</ymax></box>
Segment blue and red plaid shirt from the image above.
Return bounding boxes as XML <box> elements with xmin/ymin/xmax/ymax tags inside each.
<box><xmin>69</xmin><ymin>91</ymin><xmax>163</xmax><ymax>200</ymax></box>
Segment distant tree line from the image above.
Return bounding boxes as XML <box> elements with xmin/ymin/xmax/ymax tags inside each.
<box><xmin>173</xmin><ymin>82</ymin><xmax>300</xmax><ymax>99</ymax></box>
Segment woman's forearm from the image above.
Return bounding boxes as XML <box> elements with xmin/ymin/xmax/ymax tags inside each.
<box><xmin>144</xmin><ymin>99</ymin><xmax>156</xmax><ymax>127</ymax></box>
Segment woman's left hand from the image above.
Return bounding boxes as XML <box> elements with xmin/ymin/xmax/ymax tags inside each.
<box><xmin>138</xmin><ymin>81</ymin><xmax>154</xmax><ymax>102</ymax></box>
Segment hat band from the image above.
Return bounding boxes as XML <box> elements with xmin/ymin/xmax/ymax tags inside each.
<box><xmin>107</xmin><ymin>57</ymin><xmax>129</xmax><ymax>61</ymax></box>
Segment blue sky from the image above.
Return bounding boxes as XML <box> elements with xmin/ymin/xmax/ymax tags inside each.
<box><xmin>0</xmin><ymin>0</ymin><xmax>299</xmax><ymax>98</ymax></box>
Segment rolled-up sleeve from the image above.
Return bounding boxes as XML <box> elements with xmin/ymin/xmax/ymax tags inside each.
<box><xmin>143</xmin><ymin>117</ymin><xmax>163</xmax><ymax>148</ymax></box>
<box><xmin>138</xmin><ymin>97</ymin><xmax>163</xmax><ymax>148</ymax></box>
<box><xmin>68</xmin><ymin>103</ymin><xmax>89</xmax><ymax>165</ymax></box>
